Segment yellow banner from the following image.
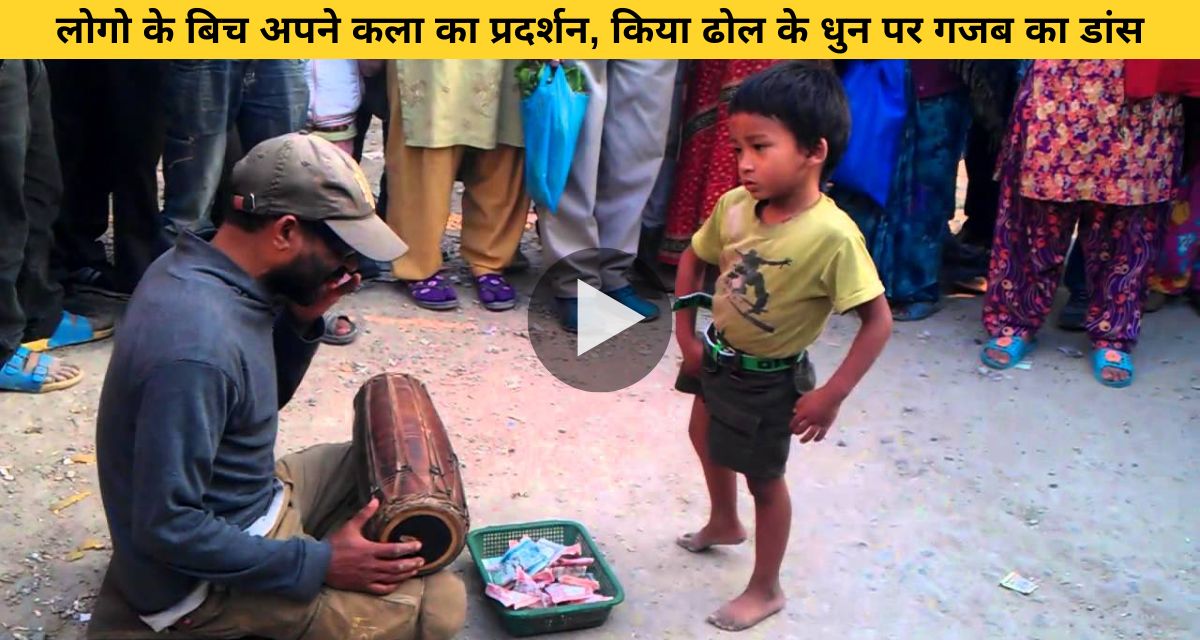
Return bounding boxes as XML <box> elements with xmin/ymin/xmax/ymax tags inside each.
<box><xmin>3</xmin><ymin>1</ymin><xmax>1194</xmax><ymax>58</ymax></box>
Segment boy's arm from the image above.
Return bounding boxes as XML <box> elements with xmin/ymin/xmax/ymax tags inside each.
<box><xmin>674</xmin><ymin>247</ymin><xmax>708</xmax><ymax>375</ymax></box>
<box><xmin>791</xmin><ymin>294</ymin><xmax>892</xmax><ymax>443</ymax></box>
<box><xmin>674</xmin><ymin>247</ymin><xmax>706</xmax><ymax>341</ymax></box>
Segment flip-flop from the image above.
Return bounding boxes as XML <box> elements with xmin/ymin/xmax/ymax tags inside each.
<box><xmin>1092</xmin><ymin>347</ymin><xmax>1134</xmax><ymax>389</ymax></box>
<box><xmin>892</xmin><ymin>301</ymin><xmax>941</xmax><ymax>322</ymax></box>
<box><xmin>980</xmin><ymin>335</ymin><xmax>1037</xmax><ymax>370</ymax></box>
<box><xmin>23</xmin><ymin>311</ymin><xmax>114</xmax><ymax>352</ymax></box>
<box><xmin>676</xmin><ymin>531</ymin><xmax>747</xmax><ymax>554</ymax></box>
<box><xmin>320</xmin><ymin>313</ymin><xmax>359</xmax><ymax>345</ymax></box>
<box><xmin>475</xmin><ymin>273</ymin><xmax>516</xmax><ymax>311</ymax></box>
<box><xmin>0</xmin><ymin>347</ymin><xmax>84</xmax><ymax>393</ymax></box>
<box><xmin>403</xmin><ymin>275</ymin><xmax>460</xmax><ymax>311</ymax></box>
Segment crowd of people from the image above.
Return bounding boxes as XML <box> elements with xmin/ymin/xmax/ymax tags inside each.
<box><xmin>1</xmin><ymin>59</ymin><xmax>1197</xmax><ymax>396</ymax></box>
<box><xmin>1</xmin><ymin>57</ymin><xmax>1197</xmax><ymax>639</ymax></box>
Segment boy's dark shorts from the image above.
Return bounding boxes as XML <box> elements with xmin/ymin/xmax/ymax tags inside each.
<box><xmin>676</xmin><ymin>350</ymin><xmax>817</xmax><ymax>479</ymax></box>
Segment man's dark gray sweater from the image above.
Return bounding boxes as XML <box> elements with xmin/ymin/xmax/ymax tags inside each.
<box><xmin>96</xmin><ymin>232</ymin><xmax>332</xmax><ymax>614</ymax></box>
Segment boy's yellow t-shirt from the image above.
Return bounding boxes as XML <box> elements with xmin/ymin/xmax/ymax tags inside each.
<box><xmin>691</xmin><ymin>187</ymin><xmax>884</xmax><ymax>359</ymax></box>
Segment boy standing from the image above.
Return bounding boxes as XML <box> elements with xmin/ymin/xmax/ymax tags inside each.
<box><xmin>673</xmin><ymin>62</ymin><xmax>893</xmax><ymax>631</ymax></box>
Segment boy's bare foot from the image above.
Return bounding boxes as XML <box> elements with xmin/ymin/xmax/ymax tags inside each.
<box><xmin>676</xmin><ymin>523</ymin><xmax>748</xmax><ymax>553</ymax></box>
<box><xmin>706</xmin><ymin>585</ymin><xmax>786</xmax><ymax>632</ymax></box>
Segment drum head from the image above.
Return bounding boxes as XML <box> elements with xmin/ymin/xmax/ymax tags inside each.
<box><xmin>388</xmin><ymin>514</ymin><xmax>453</xmax><ymax>567</ymax></box>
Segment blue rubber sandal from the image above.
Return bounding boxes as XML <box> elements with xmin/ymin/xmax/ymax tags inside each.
<box><xmin>0</xmin><ymin>347</ymin><xmax>84</xmax><ymax>393</ymax></box>
<box><xmin>1092</xmin><ymin>347</ymin><xmax>1134</xmax><ymax>389</ymax></box>
<box><xmin>23</xmin><ymin>311</ymin><xmax>114</xmax><ymax>352</ymax></box>
<box><xmin>980</xmin><ymin>335</ymin><xmax>1037</xmax><ymax>370</ymax></box>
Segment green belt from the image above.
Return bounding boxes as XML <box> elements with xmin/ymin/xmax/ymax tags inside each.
<box><xmin>674</xmin><ymin>293</ymin><xmax>803</xmax><ymax>373</ymax></box>
<box><xmin>704</xmin><ymin>330</ymin><xmax>801</xmax><ymax>373</ymax></box>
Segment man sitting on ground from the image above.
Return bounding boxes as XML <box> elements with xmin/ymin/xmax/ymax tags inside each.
<box><xmin>89</xmin><ymin>132</ymin><xmax>465</xmax><ymax>640</ymax></box>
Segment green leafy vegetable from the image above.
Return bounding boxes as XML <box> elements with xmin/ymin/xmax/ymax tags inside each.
<box><xmin>515</xmin><ymin>61</ymin><xmax>587</xmax><ymax>98</ymax></box>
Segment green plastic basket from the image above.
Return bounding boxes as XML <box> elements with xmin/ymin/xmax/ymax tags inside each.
<box><xmin>466</xmin><ymin>520</ymin><xmax>625</xmax><ymax>637</ymax></box>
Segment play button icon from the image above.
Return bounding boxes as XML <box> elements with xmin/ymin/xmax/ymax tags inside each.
<box><xmin>527</xmin><ymin>248</ymin><xmax>673</xmax><ymax>392</ymax></box>
<box><xmin>576</xmin><ymin>280</ymin><xmax>645</xmax><ymax>356</ymax></box>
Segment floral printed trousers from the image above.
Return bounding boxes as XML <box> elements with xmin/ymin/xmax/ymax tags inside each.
<box><xmin>983</xmin><ymin>189</ymin><xmax>1167</xmax><ymax>352</ymax></box>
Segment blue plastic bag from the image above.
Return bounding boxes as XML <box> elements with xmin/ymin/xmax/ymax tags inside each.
<box><xmin>521</xmin><ymin>64</ymin><xmax>588</xmax><ymax>213</ymax></box>
<box><xmin>831</xmin><ymin>61</ymin><xmax>909</xmax><ymax>208</ymax></box>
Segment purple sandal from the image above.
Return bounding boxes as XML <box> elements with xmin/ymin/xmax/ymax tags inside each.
<box><xmin>475</xmin><ymin>273</ymin><xmax>516</xmax><ymax>311</ymax></box>
<box><xmin>404</xmin><ymin>275</ymin><xmax>460</xmax><ymax>311</ymax></box>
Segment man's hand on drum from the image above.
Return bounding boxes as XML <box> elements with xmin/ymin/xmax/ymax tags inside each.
<box><xmin>325</xmin><ymin>498</ymin><xmax>425</xmax><ymax>594</ymax></box>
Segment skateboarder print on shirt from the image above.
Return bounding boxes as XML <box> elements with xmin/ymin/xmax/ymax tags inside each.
<box><xmin>722</xmin><ymin>249</ymin><xmax>792</xmax><ymax>333</ymax></box>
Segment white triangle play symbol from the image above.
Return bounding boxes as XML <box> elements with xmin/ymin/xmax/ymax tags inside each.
<box><xmin>576</xmin><ymin>280</ymin><xmax>644</xmax><ymax>357</ymax></box>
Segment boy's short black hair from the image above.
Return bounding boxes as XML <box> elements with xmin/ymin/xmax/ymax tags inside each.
<box><xmin>728</xmin><ymin>61</ymin><xmax>850</xmax><ymax>180</ymax></box>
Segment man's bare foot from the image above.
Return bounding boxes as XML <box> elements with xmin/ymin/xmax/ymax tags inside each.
<box><xmin>676</xmin><ymin>522</ymin><xmax>748</xmax><ymax>553</ymax></box>
<box><xmin>706</xmin><ymin>585</ymin><xmax>786</xmax><ymax>632</ymax></box>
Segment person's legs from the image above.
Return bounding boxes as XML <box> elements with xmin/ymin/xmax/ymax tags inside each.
<box><xmin>108</xmin><ymin>60</ymin><xmax>169</xmax><ymax>290</ymax></box>
<box><xmin>1081</xmin><ymin>202</ymin><xmax>1166</xmax><ymax>384</ymax></box>
<box><xmin>0</xmin><ymin>61</ymin><xmax>82</xmax><ymax>393</ymax></box>
<box><xmin>708</xmin><ymin>475</ymin><xmax>789</xmax><ymax>631</ymax></box>
<box><xmin>16</xmin><ymin>60</ymin><xmax>67</xmax><ymax>345</ymax></box>
<box><xmin>235</xmin><ymin>59</ymin><xmax>308</xmax><ymax>153</ymax></box>
<box><xmin>677</xmin><ymin>395</ymin><xmax>746</xmax><ymax>552</ymax></box>
<box><xmin>961</xmin><ymin>122</ymin><xmax>1001</xmax><ymax>249</ymax></box>
<box><xmin>44</xmin><ymin>60</ymin><xmax>112</xmax><ymax>281</ymax></box>
<box><xmin>1057</xmin><ymin>232</ymin><xmax>1089</xmax><ymax>330</ymax></box>
<box><xmin>537</xmin><ymin>59</ymin><xmax>608</xmax><ymax>299</ymax></box>
<box><xmin>459</xmin><ymin>145</ymin><xmax>529</xmax><ymax>277</ymax></box>
<box><xmin>891</xmin><ymin>92</ymin><xmax>971</xmax><ymax>320</ymax></box>
<box><xmin>594</xmin><ymin>59</ymin><xmax>678</xmax><ymax>295</ymax></box>
<box><xmin>458</xmin><ymin>145</ymin><xmax>528</xmax><ymax>310</ymax></box>
<box><xmin>638</xmin><ymin>61</ymin><xmax>688</xmax><ymax>265</ymax></box>
<box><xmin>275</xmin><ymin>442</ymin><xmax>364</xmax><ymax>539</ymax></box>
<box><xmin>225</xmin><ymin>441</ymin><xmax>462</xmax><ymax>640</ymax></box>
<box><xmin>982</xmin><ymin>192</ymin><xmax>1078</xmax><ymax>365</ymax></box>
<box><xmin>161</xmin><ymin>60</ymin><xmax>239</xmax><ymax>239</ymax></box>
<box><xmin>0</xmin><ymin>60</ymin><xmax>33</xmax><ymax>363</ymax></box>
<box><xmin>382</xmin><ymin>68</ymin><xmax>464</xmax><ymax>311</ymax></box>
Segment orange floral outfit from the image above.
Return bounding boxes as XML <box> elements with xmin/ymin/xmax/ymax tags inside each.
<box><xmin>982</xmin><ymin>60</ymin><xmax>1183</xmax><ymax>351</ymax></box>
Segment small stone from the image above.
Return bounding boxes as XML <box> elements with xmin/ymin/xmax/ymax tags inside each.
<box><xmin>1049</xmin><ymin>483</ymin><xmax>1059</xmax><ymax>489</ymax></box>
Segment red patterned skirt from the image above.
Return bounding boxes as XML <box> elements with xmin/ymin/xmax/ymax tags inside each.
<box><xmin>658</xmin><ymin>60</ymin><xmax>778</xmax><ymax>264</ymax></box>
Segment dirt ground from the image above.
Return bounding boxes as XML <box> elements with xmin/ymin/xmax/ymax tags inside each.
<box><xmin>1</xmin><ymin>128</ymin><xmax>1198</xmax><ymax>640</ymax></box>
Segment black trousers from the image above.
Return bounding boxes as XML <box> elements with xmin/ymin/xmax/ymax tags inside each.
<box><xmin>352</xmin><ymin>71</ymin><xmax>388</xmax><ymax>219</ymax></box>
<box><xmin>44</xmin><ymin>60</ymin><xmax>168</xmax><ymax>293</ymax></box>
<box><xmin>961</xmin><ymin>122</ymin><xmax>1001</xmax><ymax>248</ymax></box>
<box><xmin>0</xmin><ymin>60</ymin><xmax>64</xmax><ymax>363</ymax></box>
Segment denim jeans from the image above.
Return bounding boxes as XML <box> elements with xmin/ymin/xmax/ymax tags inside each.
<box><xmin>161</xmin><ymin>60</ymin><xmax>308</xmax><ymax>238</ymax></box>
<box><xmin>0</xmin><ymin>60</ymin><xmax>64</xmax><ymax>362</ymax></box>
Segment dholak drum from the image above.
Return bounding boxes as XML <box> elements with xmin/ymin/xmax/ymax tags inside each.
<box><xmin>353</xmin><ymin>373</ymin><xmax>469</xmax><ymax>576</ymax></box>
